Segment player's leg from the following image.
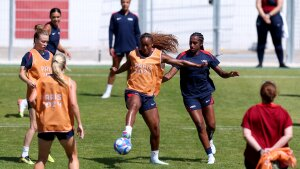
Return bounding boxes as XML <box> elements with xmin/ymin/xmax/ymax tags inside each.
<box><xmin>34</xmin><ymin>135</ymin><xmax>54</xmax><ymax>169</ymax></box>
<box><xmin>102</xmin><ymin>53</ymin><xmax>124</xmax><ymax>99</ymax></box>
<box><xmin>256</xmin><ymin>16</ymin><xmax>268</xmax><ymax>67</ymax></box>
<box><xmin>20</xmin><ymin>108</ymin><xmax>37</xmax><ymax>165</ymax></box>
<box><xmin>122</xmin><ymin>90</ymin><xmax>142</xmax><ymax>138</ymax></box>
<box><xmin>57</xmin><ymin>130</ymin><xmax>79</xmax><ymax>169</ymax></box>
<box><xmin>142</xmin><ymin>107</ymin><xmax>168</xmax><ymax>165</ymax></box>
<box><xmin>202</xmin><ymin>104</ymin><xmax>216</xmax><ymax>156</ymax></box>
<box><xmin>269</xmin><ymin>14</ymin><xmax>286</xmax><ymax>67</ymax></box>
<box><xmin>59</xmin><ymin>136</ymin><xmax>79</xmax><ymax>169</ymax></box>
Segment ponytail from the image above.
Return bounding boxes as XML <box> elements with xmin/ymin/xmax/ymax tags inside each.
<box><xmin>140</xmin><ymin>33</ymin><xmax>178</xmax><ymax>53</ymax></box>
<box><xmin>52</xmin><ymin>53</ymin><xmax>68</xmax><ymax>87</ymax></box>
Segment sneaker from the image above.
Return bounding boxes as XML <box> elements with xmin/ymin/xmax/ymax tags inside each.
<box><xmin>256</xmin><ymin>64</ymin><xmax>262</xmax><ymax>68</ymax></box>
<box><xmin>101</xmin><ymin>92</ymin><xmax>111</xmax><ymax>99</ymax></box>
<box><xmin>122</xmin><ymin>131</ymin><xmax>131</xmax><ymax>139</ymax></box>
<box><xmin>17</xmin><ymin>99</ymin><xmax>26</xmax><ymax>118</ymax></box>
<box><xmin>150</xmin><ymin>158</ymin><xmax>169</xmax><ymax>165</ymax></box>
<box><xmin>279</xmin><ymin>64</ymin><xmax>289</xmax><ymax>68</ymax></box>
<box><xmin>19</xmin><ymin>156</ymin><xmax>34</xmax><ymax>165</ymax></box>
<box><xmin>47</xmin><ymin>154</ymin><xmax>55</xmax><ymax>163</ymax></box>
<box><xmin>210</xmin><ymin>140</ymin><xmax>216</xmax><ymax>154</ymax></box>
<box><xmin>207</xmin><ymin>154</ymin><xmax>215</xmax><ymax>164</ymax></box>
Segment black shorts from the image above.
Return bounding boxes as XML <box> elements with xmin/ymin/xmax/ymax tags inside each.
<box><xmin>38</xmin><ymin>130</ymin><xmax>74</xmax><ymax>141</ymax></box>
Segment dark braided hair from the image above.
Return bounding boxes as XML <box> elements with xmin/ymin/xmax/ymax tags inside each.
<box><xmin>140</xmin><ymin>33</ymin><xmax>178</xmax><ymax>53</ymax></box>
<box><xmin>190</xmin><ymin>32</ymin><xmax>204</xmax><ymax>50</ymax></box>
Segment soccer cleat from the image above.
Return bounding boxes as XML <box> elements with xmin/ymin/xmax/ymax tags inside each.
<box><xmin>101</xmin><ymin>92</ymin><xmax>111</xmax><ymax>99</ymax></box>
<box><xmin>47</xmin><ymin>154</ymin><xmax>55</xmax><ymax>163</ymax></box>
<box><xmin>150</xmin><ymin>158</ymin><xmax>169</xmax><ymax>165</ymax></box>
<box><xmin>122</xmin><ymin>131</ymin><xmax>131</xmax><ymax>139</ymax></box>
<box><xmin>19</xmin><ymin>156</ymin><xmax>34</xmax><ymax>165</ymax></box>
<box><xmin>17</xmin><ymin>99</ymin><xmax>26</xmax><ymax>118</ymax></box>
<box><xmin>207</xmin><ymin>154</ymin><xmax>215</xmax><ymax>164</ymax></box>
<box><xmin>210</xmin><ymin>140</ymin><xmax>216</xmax><ymax>154</ymax></box>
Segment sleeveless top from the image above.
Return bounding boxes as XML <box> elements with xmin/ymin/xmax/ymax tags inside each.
<box><xmin>26</xmin><ymin>49</ymin><xmax>53</xmax><ymax>97</ymax></box>
<box><xmin>35</xmin><ymin>75</ymin><xmax>74</xmax><ymax>133</ymax></box>
<box><xmin>127</xmin><ymin>48</ymin><xmax>164</xmax><ymax>96</ymax></box>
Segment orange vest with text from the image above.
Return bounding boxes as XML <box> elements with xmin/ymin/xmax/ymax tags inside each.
<box><xmin>35</xmin><ymin>75</ymin><xmax>74</xmax><ymax>133</ymax></box>
<box><xmin>127</xmin><ymin>48</ymin><xmax>164</xmax><ymax>96</ymax></box>
<box><xmin>26</xmin><ymin>49</ymin><xmax>53</xmax><ymax>98</ymax></box>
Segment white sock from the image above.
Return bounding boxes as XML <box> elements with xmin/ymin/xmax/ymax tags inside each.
<box><xmin>104</xmin><ymin>84</ymin><xmax>113</xmax><ymax>94</ymax></box>
<box><xmin>125</xmin><ymin>126</ymin><xmax>132</xmax><ymax>135</ymax></box>
<box><xmin>151</xmin><ymin>150</ymin><xmax>159</xmax><ymax>160</ymax></box>
<box><xmin>22</xmin><ymin>99</ymin><xmax>28</xmax><ymax>108</ymax></box>
<box><xmin>22</xmin><ymin>146</ymin><xmax>29</xmax><ymax>158</ymax></box>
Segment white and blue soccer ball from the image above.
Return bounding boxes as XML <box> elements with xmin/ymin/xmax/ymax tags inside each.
<box><xmin>114</xmin><ymin>137</ymin><xmax>132</xmax><ymax>155</ymax></box>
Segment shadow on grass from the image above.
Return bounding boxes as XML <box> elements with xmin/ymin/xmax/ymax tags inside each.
<box><xmin>82</xmin><ymin>156</ymin><xmax>205</xmax><ymax>168</ymax></box>
<box><xmin>4</xmin><ymin>113</ymin><xmax>29</xmax><ymax>118</ymax></box>
<box><xmin>279</xmin><ymin>94</ymin><xmax>300</xmax><ymax>97</ymax></box>
<box><xmin>79</xmin><ymin>92</ymin><xmax>122</xmax><ymax>98</ymax></box>
<box><xmin>0</xmin><ymin>156</ymin><xmax>20</xmax><ymax>163</ymax></box>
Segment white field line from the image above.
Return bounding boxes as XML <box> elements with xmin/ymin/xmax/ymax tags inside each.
<box><xmin>1</xmin><ymin>72</ymin><xmax>300</xmax><ymax>79</ymax></box>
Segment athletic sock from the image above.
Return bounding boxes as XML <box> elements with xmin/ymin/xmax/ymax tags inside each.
<box><xmin>151</xmin><ymin>150</ymin><xmax>159</xmax><ymax>160</ymax></box>
<box><xmin>105</xmin><ymin>84</ymin><xmax>113</xmax><ymax>94</ymax></box>
<box><xmin>21</xmin><ymin>146</ymin><xmax>29</xmax><ymax>158</ymax></box>
<box><xmin>125</xmin><ymin>126</ymin><xmax>132</xmax><ymax>136</ymax></box>
<box><xmin>205</xmin><ymin>147</ymin><xmax>213</xmax><ymax>155</ymax></box>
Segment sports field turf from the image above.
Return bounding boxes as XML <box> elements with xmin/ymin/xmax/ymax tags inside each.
<box><xmin>0</xmin><ymin>65</ymin><xmax>299</xmax><ymax>169</ymax></box>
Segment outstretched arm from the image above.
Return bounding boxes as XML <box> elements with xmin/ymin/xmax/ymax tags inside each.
<box><xmin>161</xmin><ymin>53</ymin><xmax>207</xmax><ymax>68</ymax></box>
<box><xmin>162</xmin><ymin>67</ymin><xmax>179</xmax><ymax>83</ymax></box>
<box><xmin>212</xmin><ymin>65</ymin><xmax>239</xmax><ymax>78</ymax></box>
<box><xmin>111</xmin><ymin>59</ymin><xmax>131</xmax><ymax>74</ymax></box>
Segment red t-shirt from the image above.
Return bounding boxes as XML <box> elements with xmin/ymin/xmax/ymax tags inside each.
<box><xmin>262</xmin><ymin>0</ymin><xmax>277</xmax><ymax>13</ymax></box>
<box><xmin>241</xmin><ymin>103</ymin><xmax>293</xmax><ymax>166</ymax></box>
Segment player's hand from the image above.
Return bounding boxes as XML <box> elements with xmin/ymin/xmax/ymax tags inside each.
<box><xmin>109</xmin><ymin>48</ymin><xmax>116</xmax><ymax>57</ymax></box>
<box><xmin>229</xmin><ymin>71</ymin><xmax>239</xmax><ymax>77</ymax></box>
<box><xmin>77</xmin><ymin>124</ymin><xmax>84</xmax><ymax>139</ymax></box>
<box><xmin>27</xmin><ymin>80</ymin><xmax>36</xmax><ymax>88</ymax></box>
<box><xmin>64</xmin><ymin>50</ymin><xmax>71</xmax><ymax>59</ymax></box>
<box><xmin>110</xmin><ymin>67</ymin><xmax>118</xmax><ymax>74</ymax></box>
<box><xmin>199</xmin><ymin>62</ymin><xmax>208</xmax><ymax>67</ymax></box>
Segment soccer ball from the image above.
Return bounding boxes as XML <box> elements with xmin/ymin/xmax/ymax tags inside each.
<box><xmin>114</xmin><ymin>137</ymin><xmax>132</xmax><ymax>155</ymax></box>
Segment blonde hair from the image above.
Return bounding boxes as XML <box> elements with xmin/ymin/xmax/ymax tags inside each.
<box><xmin>52</xmin><ymin>53</ymin><xmax>68</xmax><ymax>86</ymax></box>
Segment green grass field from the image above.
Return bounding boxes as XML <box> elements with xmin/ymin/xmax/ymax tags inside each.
<box><xmin>0</xmin><ymin>65</ymin><xmax>300</xmax><ymax>169</ymax></box>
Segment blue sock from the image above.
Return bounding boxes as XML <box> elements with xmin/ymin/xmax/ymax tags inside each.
<box><xmin>205</xmin><ymin>147</ymin><xmax>212</xmax><ymax>155</ymax></box>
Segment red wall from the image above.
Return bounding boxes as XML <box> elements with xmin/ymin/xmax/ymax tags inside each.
<box><xmin>15</xmin><ymin>0</ymin><xmax>69</xmax><ymax>39</ymax></box>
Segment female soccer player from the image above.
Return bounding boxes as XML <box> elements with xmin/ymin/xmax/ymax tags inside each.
<box><xmin>111</xmin><ymin>33</ymin><xmax>207</xmax><ymax>165</ymax></box>
<box><xmin>242</xmin><ymin>81</ymin><xmax>293</xmax><ymax>169</ymax></box>
<box><xmin>163</xmin><ymin>32</ymin><xmax>239</xmax><ymax>164</ymax></box>
<box><xmin>29</xmin><ymin>53</ymin><xmax>84</xmax><ymax>169</ymax></box>
<box><xmin>44</xmin><ymin>7</ymin><xmax>71</xmax><ymax>57</ymax></box>
<box><xmin>18</xmin><ymin>8</ymin><xmax>70</xmax><ymax>116</ymax></box>
<box><xmin>18</xmin><ymin>25</ymin><xmax>53</xmax><ymax>164</ymax></box>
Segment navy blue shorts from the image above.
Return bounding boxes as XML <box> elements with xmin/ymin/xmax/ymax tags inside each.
<box><xmin>38</xmin><ymin>130</ymin><xmax>74</xmax><ymax>141</ymax></box>
<box><xmin>115</xmin><ymin>51</ymin><xmax>130</xmax><ymax>58</ymax></box>
<box><xmin>125</xmin><ymin>90</ymin><xmax>156</xmax><ymax>114</ymax></box>
<box><xmin>183</xmin><ymin>95</ymin><xmax>214</xmax><ymax>112</ymax></box>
